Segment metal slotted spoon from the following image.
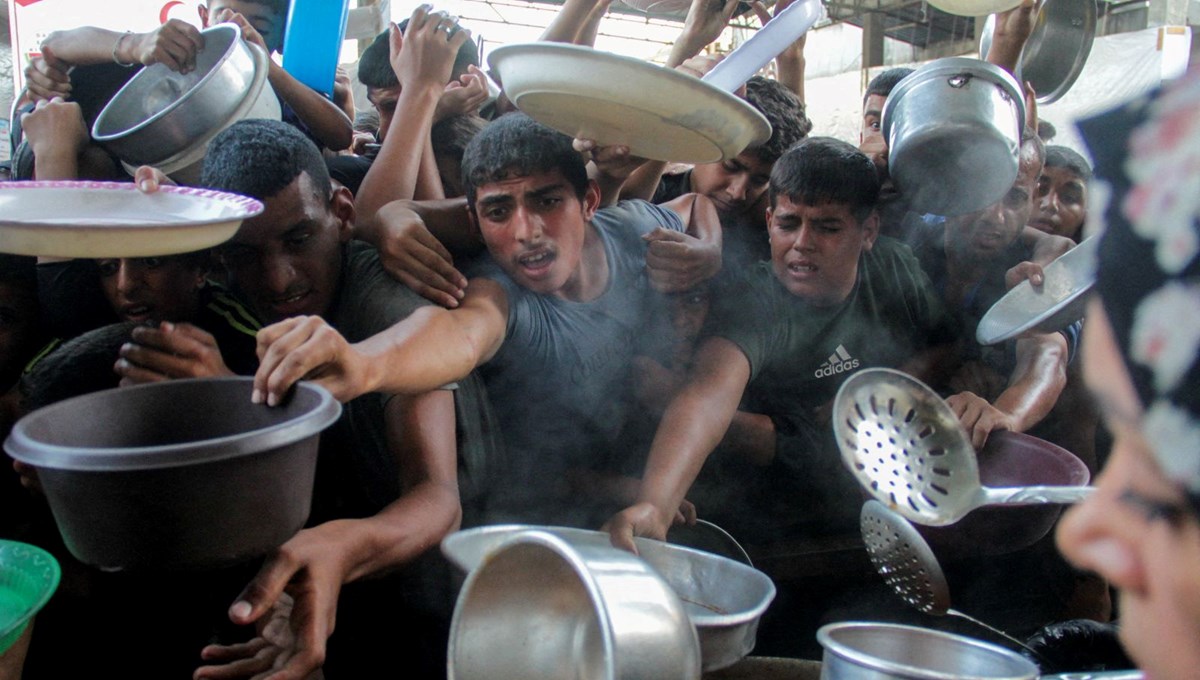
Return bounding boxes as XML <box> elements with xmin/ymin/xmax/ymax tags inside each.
<box><xmin>834</xmin><ymin>368</ymin><xmax>1093</xmax><ymax>527</ymax></box>
<box><xmin>859</xmin><ymin>500</ymin><xmax>1049</xmax><ymax>662</ymax></box>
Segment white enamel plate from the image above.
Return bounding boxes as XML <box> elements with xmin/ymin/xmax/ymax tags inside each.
<box><xmin>0</xmin><ymin>181</ymin><xmax>262</xmax><ymax>258</ymax></box>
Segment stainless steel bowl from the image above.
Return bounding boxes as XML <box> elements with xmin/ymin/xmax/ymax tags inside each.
<box><xmin>817</xmin><ymin>622</ymin><xmax>1039</xmax><ymax>679</ymax></box>
<box><xmin>442</xmin><ymin>524</ymin><xmax>776</xmax><ymax>672</ymax></box>
<box><xmin>979</xmin><ymin>0</ymin><xmax>1097</xmax><ymax>104</ymax></box>
<box><xmin>4</xmin><ymin>377</ymin><xmax>341</xmax><ymax>571</ymax></box>
<box><xmin>92</xmin><ymin>23</ymin><xmax>261</xmax><ymax>166</ymax></box>
<box><xmin>448</xmin><ymin>530</ymin><xmax>702</xmax><ymax>680</ymax></box>
<box><xmin>882</xmin><ymin>57</ymin><xmax>1025</xmax><ymax>217</ymax></box>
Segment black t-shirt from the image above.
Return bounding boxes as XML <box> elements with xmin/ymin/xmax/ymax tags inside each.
<box><xmin>311</xmin><ymin>241</ymin><xmax>503</xmax><ymax>523</ymax></box>
<box><xmin>695</xmin><ymin>237</ymin><xmax>957</xmax><ymax>539</ymax></box>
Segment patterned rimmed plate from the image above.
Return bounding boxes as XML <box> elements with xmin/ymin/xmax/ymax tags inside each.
<box><xmin>0</xmin><ymin>181</ymin><xmax>262</xmax><ymax>258</ymax></box>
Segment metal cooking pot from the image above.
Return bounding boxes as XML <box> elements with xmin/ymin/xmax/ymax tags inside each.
<box><xmin>882</xmin><ymin>58</ymin><xmax>1025</xmax><ymax>217</ymax></box>
<box><xmin>92</xmin><ymin>23</ymin><xmax>263</xmax><ymax>167</ymax></box>
<box><xmin>442</xmin><ymin>524</ymin><xmax>776</xmax><ymax>672</ymax></box>
<box><xmin>979</xmin><ymin>0</ymin><xmax>1097</xmax><ymax>104</ymax></box>
<box><xmin>817</xmin><ymin>622</ymin><xmax>1039</xmax><ymax>679</ymax></box>
<box><xmin>448</xmin><ymin>530</ymin><xmax>702</xmax><ymax>680</ymax></box>
<box><xmin>4</xmin><ymin>377</ymin><xmax>341</xmax><ymax>571</ymax></box>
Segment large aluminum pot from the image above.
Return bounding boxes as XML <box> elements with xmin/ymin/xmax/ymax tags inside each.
<box><xmin>442</xmin><ymin>524</ymin><xmax>776</xmax><ymax>672</ymax></box>
<box><xmin>448</xmin><ymin>530</ymin><xmax>702</xmax><ymax>680</ymax></box>
<box><xmin>882</xmin><ymin>57</ymin><xmax>1025</xmax><ymax>217</ymax></box>
<box><xmin>92</xmin><ymin>24</ymin><xmax>264</xmax><ymax>166</ymax></box>
<box><xmin>4</xmin><ymin>378</ymin><xmax>341</xmax><ymax>571</ymax></box>
<box><xmin>817</xmin><ymin>622</ymin><xmax>1038</xmax><ymax>679</ymax></box>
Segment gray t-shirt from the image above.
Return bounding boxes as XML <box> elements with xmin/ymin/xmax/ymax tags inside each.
<box><xmin>470</xmin><ymin>199</ymin><xmax>686</xmax><ymax>522</ymax></box>
<box><xmin>314</xmin><ymin>241</ymin><xmax>503</xmax><ymax>523</ymax></box>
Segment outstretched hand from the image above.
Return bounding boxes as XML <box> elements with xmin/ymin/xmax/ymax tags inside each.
<box><xmin>644</xmin><ymin>228</ymin><xmax>721</xmax><ymax>293</ymax></box>
<box><xmin>253</xmin><ymin>316</ymin><xmax>371</xmax><ymax>406</ymax></box>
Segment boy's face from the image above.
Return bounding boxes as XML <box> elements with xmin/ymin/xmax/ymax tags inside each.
<box><xmin>471</xmin><ymin>170</ymin><xmax>599</xmax><ymax>298</ymax></box>
<box><xmin>202</xmin><ymin>1</ymin><xmax>285</xmax><ymax>53</ymax></box>
<box><xmin>96</xmin><ymin>256</ymin><xmax>206</xmax><ymax>324</ymax></box>
<box><xmin>690</xmin><ymin>150</ymin><xmax>773</xmax><ymax>218</ymax></box>
<box><xmin>217</xmin><ymin>173</ymin><xmax>352</xmax><ymax>323</ymax></box>
<box><xmin>767</xmin><ymin>195</ymin><xmax>878</xmax><ymax>307</ymax></box>
<box><xmin>366</xmin><ymin>85</ymin><xmax>401</xmax><ymax>143</ymax></box>
<box><xmin>1031</xmin><ymin>164</ymin><xmax>1088</xmax><ymax>240</ymax></box>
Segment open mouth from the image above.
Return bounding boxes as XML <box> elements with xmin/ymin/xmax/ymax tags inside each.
<box><xmin>119</xmin><ymin>304</ymin><xmax>154</xmax><ymax>322</ymax></box>
<box><xmin>517</xmin><ymin>249</ymin><xmax>556</xmax><ymax>278</ymax></box>
<box><xmin>786</xmin><ymin>260</ymin><xmax>817</xmax><ymax>278</ymax></box>
<box><xmin>269</xmin><ymin>289</ymin><xmax>313</xmax><ymax>318</ymax></box>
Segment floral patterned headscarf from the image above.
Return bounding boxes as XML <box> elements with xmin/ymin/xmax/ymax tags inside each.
<box><xmin>1079</xmin><ymin>66</ymin><xmax>1200</xmax><ymax>515</ymax></box>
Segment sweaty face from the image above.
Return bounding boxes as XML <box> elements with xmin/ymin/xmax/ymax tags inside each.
<box><xmin>96</xmin><ymin>256</ymin><xmax>205</xmax><ymax>324</ymax></box>
<box><xmin>473</xmin><ymin>171</ymin><xmax>598</xmax><ymax>299</ymax></box>
<box><xmin>768</xmin><ymin>196</ymin><xmax>878</xmax><ymax>307</ymax></box>
<box><xmin>217</xmin><ymin>173</ymin><xmax>350</xmax><ymax>323</ymax></box>
<box><xmin>206</xmin><ymin>1</ymin><xmax>285</xmax><ymax>52</ymax></box>
<box><xmin>690</xmin><ymin>151</ymin><xmax>773</xmax><ymax>217</ymax></box>
<box><xmin>1031</xmin><ymin>165</ymin><xmax>1088</xmax><ymax>240</ymax></box>
<box><xmin>945</xmin><ymin>148</ymin><xmax>1041</xmax><ymax>262</ymax></box>
<box><xmin>1056</xmin><ymin>301</ymin><xmax>1200</xmax><ymax>680</ymax></box>
<box><xmin>367</xmin><ymin>85</ymin><xmax>401</xmax><ymax>143</ymax></box>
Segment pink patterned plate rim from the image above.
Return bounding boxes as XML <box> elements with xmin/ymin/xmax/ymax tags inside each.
<box><xmin>0</xmin><ymin>181</ymin><xmax>263</xmax><ymax>228</ymax></box>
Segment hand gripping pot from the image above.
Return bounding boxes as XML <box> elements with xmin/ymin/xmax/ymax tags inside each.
<box><xmin>4</xmin><ymin>378</ymin><xmax>341</xmax><ymax>571</ymax></box>
<box><xmin>882</xmin><ymin>58</ymin><xmax>1025</xmax><ymax>217</ymax></box>
<box><xmin>448</xmin><ymin>530</ymin><xmax>702</xmax><ymax>680</ymax></box>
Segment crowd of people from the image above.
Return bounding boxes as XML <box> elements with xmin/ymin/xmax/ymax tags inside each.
<box><xmin>1</xmin><ymin>0</ymin><xmax>1198</xmax><ymax>678</ymax></box>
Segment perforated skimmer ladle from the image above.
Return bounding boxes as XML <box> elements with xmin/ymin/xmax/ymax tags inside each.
<box><xmin>834</xmin><ymin>368</ymin><xmax>1093</xmax><ymax>527</ymax></box>
<box><xmin>859</xmin><ymin>500</ymin><xmax>1050</xmax><ymax>663</ymax></box>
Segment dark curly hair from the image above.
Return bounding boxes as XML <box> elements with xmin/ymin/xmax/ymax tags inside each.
<box><xmin>863</xmin><ymin>67</ymin><xmax>914</xmax><ymax>106</ymax></box>
<box><xmin>744</xmin><ymin>76</ymin><xmax>811</xmax><ymax>164</ymax></box>
<box><xmin>769</xmin><ymin>137</ymin><xmax>880</xmax><ymax>222</ymax></box>
<box><xmin>1044</xmin><ymin>145</ymin><xmax>1092</xmax><ymax>182</ymax></box>
<box><xmin>460</xmin><ymin>113</ymin><xmax>588</xmax><ymax>206</ymax></box>
<box><xmin>200</xmin><ymin>119</ymin><xmax>331</xmax><ymax>201</ymax></box>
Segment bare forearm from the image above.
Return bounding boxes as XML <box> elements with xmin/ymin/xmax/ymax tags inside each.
<box><xmin>776</xmin><ymin>54</ymin><xmax>805</xmax><ymax>102</ymax></box>
<box><xmin>541</xmin><ymin>0</ymin><xmax>606</xmax><ymax>43</ymax></box>
<box><xmin>357</xmin><ymin>199</ymin><xmax>482</xmax><ymax>255</ymax></box>
<box><xmin>324</xmin><ymin>481</ymin><xmax>462</xmax><ymax>583</ymax></box>
<box><xmin>355</xmin><ymin>88</ymin><xmax>441</xmax><ymax>226</ymax></box>
<box><xmin>43</xmin><ymin>27</ymin><xmax>126</xmax><ymax>65</ymax></box>
<box><xmin>718</xmin><ymin>410</ymin><xmax>776</xmax><ymax>466</ymax></box>
<box><xmin>618</xmin><ymin>160</ymin><xmax>669</xmax><ymax>202</ymax></box>
<box><xmin>637</xmin><ymin>387</ymin><xmax>740</xmax><ymax>515</ymax></box>
<box><xmin>354</xmin><ymin>306</ymin><xmax>492</xmax><ymax>395</ymax></box>
<box><xmin>415</xmin><ymin>137</ymin><xmax>446</xmax><ymax>201</ymax></box>
<box><xmin>994</xmin><ymin>334</ymin><xmax>1068</xmax><ymax>431</ymax></box>
<box><xmin>267</xmin><ymin>63</ymin><xmax>353</xmax><ymax>151</ymax></box>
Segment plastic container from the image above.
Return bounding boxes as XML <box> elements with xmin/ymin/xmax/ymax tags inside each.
<box><xmin>701</xmin><ymin>0</ymin><xmax>822</xmax><ymax>92</ymax></box>
<box><xmin>281</xmin><ymin>0</ymin><xmax>350</xmax><ymax>97</ymax></box>
<box><xmin>0</xmin><ymin>540</ymin><xmax>61</xmax><ymax>655</ymax></box>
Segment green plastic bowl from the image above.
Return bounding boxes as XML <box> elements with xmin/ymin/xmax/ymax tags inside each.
<box><xmin>0</xmin><ymin>540</ymin><xmax>61</xmax><ymax>654</ymax></box>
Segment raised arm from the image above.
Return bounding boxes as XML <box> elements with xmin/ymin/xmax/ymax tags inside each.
<box><xmin>356</xmin><ymin>10</ymin><xmax>469</xmax><ymax>229</ymax></box>
<box><xmin>667</xmin><ymin>0</ymin><xmax>740</xmax><ymax>68</ymax></box>
<box><xmin>540</xmin><ymin>0</ymin><xmax>614</xmax><ymax>45</ymax></box>
<box><xmin>751</xmin><ymin>0</ymin><xmax>807</xmax><ymax>102</ymax></box>
<box><xmin>605</xmin><ymin>336</ymin><xmax>751</xmax><ymax>550</ymax></box>
<box><xmin>984</xmin><ymin>0</ymin><xmax>1041</xmax><ymax>77</ymax></box>
<box><xmin>218</xmin><ymin>9</ymin><xmax>353</xmax><ymax>151</ymax></box>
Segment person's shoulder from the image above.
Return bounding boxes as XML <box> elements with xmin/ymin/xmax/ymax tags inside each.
<box><xmin>595</xmin><ymin>199</ymin><xmax>684</xmax><ymax>239</ymax></box>
<box><xmin>339</xmin><ymin>241</ymin><xmax>431</xmax><ymax>314</ymax></box>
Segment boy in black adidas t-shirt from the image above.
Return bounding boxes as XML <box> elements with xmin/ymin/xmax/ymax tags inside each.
<box><xmin>607</xmin><ymin>137</ymin><xmax>957</xmax><ymax>546</ymax></box>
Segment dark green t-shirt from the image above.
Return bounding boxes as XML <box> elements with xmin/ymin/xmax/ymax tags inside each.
<box><xmin>698</xmin><ymin>236</ymin><xmax>956</xmax><ymax>539</ymax></box>
<box><xmin>314</xmin><ymin>242</ymin><xmax>503</xmax><ymax>524</ymax></box>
